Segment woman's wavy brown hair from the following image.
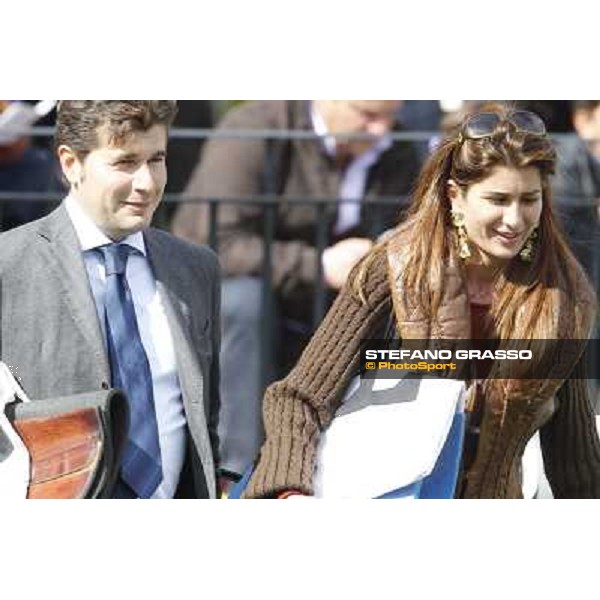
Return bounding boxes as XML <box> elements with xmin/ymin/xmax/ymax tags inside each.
<box><xmin>355</xmin><ymin>104</ymin><xmax>595</xmax><ymax>341</ymax></box>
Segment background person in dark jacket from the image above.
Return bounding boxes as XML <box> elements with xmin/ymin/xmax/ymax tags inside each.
<box><xmin>172</xmin><ymin>100</ymin><xmax>421</xmax><ymax>486</ymax></box>
<box><xmin>0</xmin><ymin>100</ymin><xmax>65</xmax><ymax>230</ymax></box>
<box><xmin>552</xmin><ymin>100</ymin><xmax>600</xmax><ymax>291</ymax></box>
<box><xmin>552</xmin><ymin>100</ymin><xmax>600</xmax><ymax>406</ymax></box>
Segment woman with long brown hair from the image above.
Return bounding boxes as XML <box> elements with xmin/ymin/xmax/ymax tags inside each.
<box><xmin>243</xmin><ymin>106</ymin><xmax>600</xmax><ymax>499</ymax></box>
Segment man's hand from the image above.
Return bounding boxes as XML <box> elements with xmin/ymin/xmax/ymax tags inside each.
<box><xmin>218</xmin><ymin>475</ymin><xmax>237</xmax><ymax>499</ymax></box>
<box><xmin>322</xmin><ymin>237</ymin><xmax>373</xmax><ymax>290</ymax></box>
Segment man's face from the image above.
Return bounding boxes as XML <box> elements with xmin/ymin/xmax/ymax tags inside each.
<box><xmin>60</xmin><ymin>124</ymin><xmax>168</xmax><ymax>240</ymax></box>
<box><xmin>317</xmin><ymin>100</ymin><xmax>402</xmax><ymax>157</ymax></box>
<box><xmin>574</xmin><ymin>105</ymin><xmax>600</xmax><ymax>159</ymax></box>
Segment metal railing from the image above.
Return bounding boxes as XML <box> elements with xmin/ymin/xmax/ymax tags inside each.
<box><xmin>197</xmin><ymin>194</ymin><xmax>408</xmax><ymax>388</ymax></box>
<box><xmin>24</xmin><ymin>126</ymin><xmax>580</xmax><ymax>142</ymax></box>
<box><xmin>1</xmin><ymin>127</ymin><xmax>598</xmax><ymax>394</ymax></box>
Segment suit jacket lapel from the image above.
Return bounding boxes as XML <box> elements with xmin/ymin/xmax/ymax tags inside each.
<box><xmin>144</xmin><ymin>230</ymin><xmax>216</xmax><ymax>497</ymax></box>
<box><xmin>144</xmin><ymin>230</ymin><xmax>195</xmax><ymax>346</ymax></box>
<box><xmin>37</xmin><ymin>204</ymin><xmax>110</xmax><ymax>381</ymax></box>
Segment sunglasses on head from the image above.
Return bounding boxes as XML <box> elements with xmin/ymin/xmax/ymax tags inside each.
<box><xmin>459</xmin><ymin>110</ymin><xmax>547</xmax><ymax>141</ymax></box>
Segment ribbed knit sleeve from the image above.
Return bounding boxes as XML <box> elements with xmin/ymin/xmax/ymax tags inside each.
<box><xmin>243</xmin><ymin>249</ymin><xmax>392</xmax><ymax>498</ymax></box>
<box><xmin>540</xmin><ymin>357</ymin><xmax>600</xmax><ymax>498</ymax></box>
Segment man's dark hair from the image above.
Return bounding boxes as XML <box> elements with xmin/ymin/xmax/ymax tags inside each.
<box><xmin>55</xmin><ymin>101</ymin><xmax>178</xmax><ymax>160</ymax></box>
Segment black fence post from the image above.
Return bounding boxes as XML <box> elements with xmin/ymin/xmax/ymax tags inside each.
<box><xmin>313</xmin><ymin>202</ymin><xmax>328</xmax><ymax>328</ymax></box>
<box><xmin>208</xmin><ymin>198</ymin><xmax>218</xmax><ymax>251</ymax></box>
<box><xmin>260</xmin><ymin>139</ymin><xmax>277</xmax><ymax>391</ymax></box>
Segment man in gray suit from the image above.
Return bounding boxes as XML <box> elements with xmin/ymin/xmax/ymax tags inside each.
<box><xmin>0</xmin><ymin>101</ymin><xmax>221</xmax><ymax>498</ymax></box>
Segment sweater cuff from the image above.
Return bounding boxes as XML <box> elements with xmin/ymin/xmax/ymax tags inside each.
<box><xmin>242</xmin><ymin>391</ymin><xmax>320</xmax><ymax>498</ymax></box>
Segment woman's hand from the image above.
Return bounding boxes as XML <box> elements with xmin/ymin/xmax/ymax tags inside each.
<box><xmin>278</xmin><ymin>489</ymin><xmax>313</xmax><ymax>499</ymax></box>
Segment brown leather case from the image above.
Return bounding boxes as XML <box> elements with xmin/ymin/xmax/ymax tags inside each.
<box><xmin>6</xmin><ymin>390</ymin><xmax>129</xmax><ymax>499</ymax></box>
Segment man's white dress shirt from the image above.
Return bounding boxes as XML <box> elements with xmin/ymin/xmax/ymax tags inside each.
<box><xmin>66</xmin><ymin>195</ymin><xmax>186</xmax><ymax>498</ymax></box>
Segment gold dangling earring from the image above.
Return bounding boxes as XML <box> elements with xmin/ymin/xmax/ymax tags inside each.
<box><xmin>519</xmin><ymin>227</ymin><xmax>538</xmax><ymax>262</ymax></box>
<box><xmin>451</xmin><ymin>210</ymin><xmax>471</xmax><ymax>259</ymax></box>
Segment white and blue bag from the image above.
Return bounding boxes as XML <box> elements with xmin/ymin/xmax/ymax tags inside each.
<box><xmin>0</xmin><ymin>363</ymin><xmax>31</xmax><ymax>499</ymax></box>
<box><xmin>313</xmin><ymin>371</ymin><xmax>467</xmax><ymax>499</ymax></box>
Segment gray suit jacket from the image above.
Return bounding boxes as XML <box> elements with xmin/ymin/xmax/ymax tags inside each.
<box><xmin>0</xmin><ymin>203</ymin><xmax>221</xmax><ymax>498</ymax></box>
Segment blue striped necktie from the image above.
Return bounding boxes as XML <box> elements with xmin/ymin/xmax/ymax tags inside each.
<box><xmin>99</xmin><ymin>243</ymin><xmax>162</xmax><ymax>498</ymax></box>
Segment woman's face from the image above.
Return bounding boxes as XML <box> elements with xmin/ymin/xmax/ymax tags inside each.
<box><xmin>450</xmin><ymin>165</ymin><xmax>543</xmax><ymax>268</ymax></box>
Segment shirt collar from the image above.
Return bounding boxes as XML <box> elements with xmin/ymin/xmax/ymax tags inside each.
<box><xmin>65</xmin><ymin>194</ymin><xmax>146</xmax><ymax>256</ymax></box>
<box><xmin>310</xmin><ymin>102</ymin><xmax>336</xmax><ymax>157</ymax></box>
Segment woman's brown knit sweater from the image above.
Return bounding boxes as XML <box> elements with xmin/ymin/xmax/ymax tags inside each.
<box><xmin>243</xmin><ymin>247</ymin><xmax>600</xmax><ymax>499</ymax></box>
